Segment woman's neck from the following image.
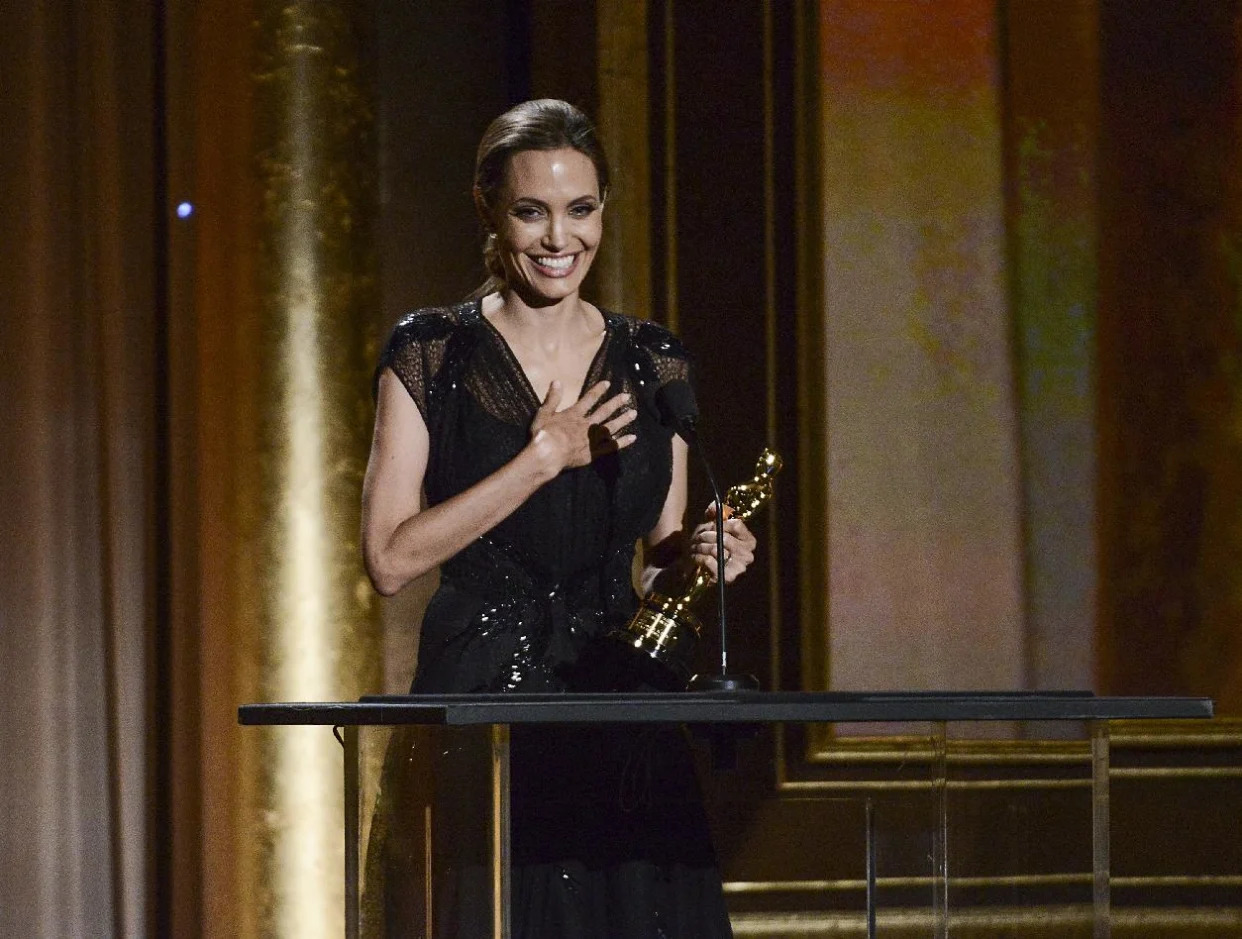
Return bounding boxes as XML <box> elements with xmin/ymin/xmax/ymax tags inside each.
<box><xmin>484</xmin><ymin>290</ymin><xmax>602</xmax><ymax>347</ymax></box>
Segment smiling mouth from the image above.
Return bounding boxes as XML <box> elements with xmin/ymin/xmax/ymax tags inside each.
<box><xmin>529</xmin><ymin>253</ymin><xmax>580</xmax><ymax>278</ymax></box>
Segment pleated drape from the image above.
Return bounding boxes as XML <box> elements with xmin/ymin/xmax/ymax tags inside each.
<box><xmin>0</xmin><ymin>3</ymin><xmax>159</xmax><ymax>936</ymax></box>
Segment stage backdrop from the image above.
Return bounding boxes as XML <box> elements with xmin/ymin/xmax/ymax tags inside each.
<box><xmin>3</xmin><ymin>1</ymin><xmax>1242</xmax><ymax>937</ymax></box>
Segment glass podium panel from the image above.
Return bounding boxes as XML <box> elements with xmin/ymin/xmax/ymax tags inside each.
<box><xmin>345</xmin><ymin>718</ymin><xmax>1110</xmax><ymax>938</ymax></box>
<box><xmin>808</xmin><ymin>722</ymin><xmax>952</xmax><ymax>935</ymax></box>
<box><xmin>858</xmin><ymin>724</ymin><xmax>945</xmax><ymax>936</ymax></box>
<box><xmin>934</xmin><ymin>719</ymin><xmax>1109</xmax><ymax>939</ymax></box>
<box><xmin>346</xmin><ymin>725</ymin><xmax>510</xmax><ymax>939</ymax></box>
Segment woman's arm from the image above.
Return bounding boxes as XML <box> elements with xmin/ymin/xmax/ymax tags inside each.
<box><xmin>639</xmin><ymin>434</ymin><xmax>758</xmax><ymax>594</ymax></box>
<box><xmin>639</xmin><ymin>436</ymin><xmax>691</xmax><ymax>595</ymax></box>
<box><xmin>362</xmin><ymin>369</ymin><xmax>635</xmax><ymax>596</ymax></box>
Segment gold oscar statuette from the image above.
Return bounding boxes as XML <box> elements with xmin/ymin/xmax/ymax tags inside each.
<box><xmin>609</xmin><ymin>447</ymin><xmax>783</xmax><ymax>687</ymax></box>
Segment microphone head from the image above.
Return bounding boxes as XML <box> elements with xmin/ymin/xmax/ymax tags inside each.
<box><xmin>654</xmin><ymin>380</ymin><xmax>699</xmax><ymax>437</ymax></box>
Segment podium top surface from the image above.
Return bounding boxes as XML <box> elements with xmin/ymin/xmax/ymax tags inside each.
<box><xmin>238</xmin><ymin>691</ymin><xmax>1213</xmax><ymax>726</ymax></box>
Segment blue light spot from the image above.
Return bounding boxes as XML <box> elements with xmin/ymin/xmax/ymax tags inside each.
<box><xmin>176</xmin><ymin>202</ymin><xmax>194</xmax><ymax>219</ymax></box>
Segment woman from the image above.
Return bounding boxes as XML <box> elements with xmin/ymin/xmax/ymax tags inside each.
<box><xmin>362</xmin><ymin>98</ymin><xmax>756</xmax><ymax>938</ymax></box>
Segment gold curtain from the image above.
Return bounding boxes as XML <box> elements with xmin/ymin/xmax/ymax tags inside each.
<box><xmin>167</xmin><ymin>1</ymin><xmax>384</xmax><ymax>935</ymax></box>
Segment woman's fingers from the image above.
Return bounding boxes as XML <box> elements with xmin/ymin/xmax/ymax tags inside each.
<box><xmin>689</xmin><ymin>517</ymin><xmax>756</xmax><ymax>584</ymax></box>
<box><xmin>692</xmin><ymin>517</ymin><xmax>756</xmax><ymax>551</ymax></box>
<box><xmin>727</xmin><ymin>517</ymin><xmax>757</xmax><ymax>551</ymax></box>
<box><xmin>530</xmin><ymin>381</ymin><xmax>640</xmax><ymax>467</ymax></box>
<box><xmin>587</xmin><ymin>415</ymin><xmax>638</xmax><ymax>456</ymax></box>
<box><xmin>691</xmin><ymin>538</ymin><xmax>753</xmax><ymax>566</ymax></box>
<box><xmin>538</xmin><ymin>380</ymin><xmax>565</xmax><ymax>416</ymax></box>
<box><xmin>601</xmin><ymin>404</ymin><xmax>636</xmax><ymax>438</ymax></box>
<box><xmin>690</xmin><ymin>550</ymin><xmax>747</xmax><ymax>584</ymax></box>
<box><xmin>584</xmin><ymin>389</ymin><xmax>636</xmax><ymax>456</ymax></box>
<box><xmin>586</xmin><ymin>390</ymin><xmax>632</xmax><ymax>425</ymax></box>
<box><xmin>573</xmin><ymin>380</ymin><xmax>612</xmax><ymax>414</ymax></box>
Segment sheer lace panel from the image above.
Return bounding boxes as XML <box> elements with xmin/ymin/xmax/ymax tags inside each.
<box><xmin>623</xmin><ymin>318</ymin><xmax>692</xmax><ymax>421</ymax></box>
<box><xmin>465</xmin><ymin>318</ymin><xmax>616</xmax><ymax>426</ymax></box>
<box><xmin>630</xmin><ymin>318</ymin><xmax>691</xmax><ymax>385</ymax></box>
<box><xmin>375</xmin><ymin>305</ymin><xmax>462</xmax><ymax>420</ymax></box>
<box><xmin>378</xmin><ymin>304</ymin><xmax>692</xmax><ymax>430</ymax></box>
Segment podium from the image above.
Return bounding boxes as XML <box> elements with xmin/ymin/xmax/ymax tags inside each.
<box><xmin>240</xmin><ymin>691</ymin><xmax>1212</xmax><ymax>938</ymax></box>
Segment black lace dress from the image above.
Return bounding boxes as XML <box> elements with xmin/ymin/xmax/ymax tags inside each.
<box><xmin>376</xmin><ymin>300</ymin><xmax>733</xmax><ymax>938</ymax></box>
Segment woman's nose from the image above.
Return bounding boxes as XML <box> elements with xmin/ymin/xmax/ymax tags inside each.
<box><xmin>542</xmin><ymin>215</ymin><xmax>567</xmax><ymax>250</ymax></box>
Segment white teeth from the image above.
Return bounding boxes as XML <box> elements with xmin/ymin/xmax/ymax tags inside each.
<box><xmin>533</xmin><ymin>254</ymin><xmax>574</xmax><ymax>270</ymax></box>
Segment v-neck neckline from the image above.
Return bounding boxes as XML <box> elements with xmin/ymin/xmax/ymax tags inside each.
<box><xmin>476</xmin><ymin>299</ymin><xmax>613</xmax><ymax>410</ymax></box>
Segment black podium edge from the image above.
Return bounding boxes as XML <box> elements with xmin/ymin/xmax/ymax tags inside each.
<box><xmin>238</xmin><ymin>691</ymin><xmax>1214</xmax><ymax>726</ymax></box>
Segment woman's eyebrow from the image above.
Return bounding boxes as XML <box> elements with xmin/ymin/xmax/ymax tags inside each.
<box><xmin>508</xmin><ymin>194</ymin><xmax>599</xmax><ymax>206</ymax></box>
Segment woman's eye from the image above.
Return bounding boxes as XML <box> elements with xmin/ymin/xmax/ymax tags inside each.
<box><xmin>512</xmin><ymin>206</ymin><xmax>543</xmax><ymax>221</ymax></box>
<box><xmin>569</xmin><ymin>204</ymin><xmax>598</xmax><ymax>219</ymax></box>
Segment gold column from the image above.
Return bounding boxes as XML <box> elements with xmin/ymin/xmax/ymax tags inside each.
<box><xmin>661</xmin><ymin>0</ymin><xmax>678</xmax><ymax>332</ymax></box>
<box><xmin>244</xmin><ymin>3</ymin><xmax>381</xmax><ymax>935</ymax></box>
<box><xmin>595</xmin><ymin>0</ymin><xmax>651</xmax><ymax>317</ymax></box>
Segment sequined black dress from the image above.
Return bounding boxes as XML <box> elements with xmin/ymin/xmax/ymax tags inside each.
<box><xmin>377</xmin><ymin>300</ymin><xmax>733</xmax><ymax>938</ymax></box>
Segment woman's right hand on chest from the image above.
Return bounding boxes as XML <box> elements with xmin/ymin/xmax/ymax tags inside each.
<box><xmin>527</xmin><ymin>379</ymin><xmax>636</xmax><ymax>474</ymax></box>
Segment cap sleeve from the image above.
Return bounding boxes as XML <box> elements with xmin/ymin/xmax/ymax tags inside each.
<box><xmin>374</xmin><ymin>309</ymin><xmax>457</xmax><ymax>420</ymax></box>
<box><xmin>630</xmin><ymin>317</ymin><xmax>692</xmax><ymax>390</ymax></box>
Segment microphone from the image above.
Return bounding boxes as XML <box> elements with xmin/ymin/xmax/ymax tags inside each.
<box><xmin>654</xmin><ymin>380</ymin><xmax>758</xmax><ymax>692</ymax></box>
<box><xmin>654</xmin><ymin>379</ymin><xmax>700</xmax><ymax>440</ymax></box>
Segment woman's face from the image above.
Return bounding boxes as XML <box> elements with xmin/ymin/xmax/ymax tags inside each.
<box><xmin>489</xmin><ymin>147</ymin><xmax>604</xmax><ymax>305</ymax></box>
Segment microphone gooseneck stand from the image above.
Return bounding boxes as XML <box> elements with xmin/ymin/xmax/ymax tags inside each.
<box><xmin>687</xmin><ymin>442</ymin><xmax>758</xmax><ymax>692</ymax></box>
<box><xmin>654</xmin><ymin>381</ymin><xmax>759</xmax><ymax>692</ymax></box>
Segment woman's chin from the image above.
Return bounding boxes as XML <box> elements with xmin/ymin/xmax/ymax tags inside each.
<box><xmin>510</xmin><ymin>274</ymin><xmax>589</xmax><ymax>307</ymax></box>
